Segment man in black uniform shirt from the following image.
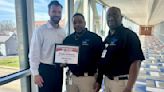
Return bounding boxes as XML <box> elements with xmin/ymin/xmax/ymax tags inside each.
<box><xmin>96</xmin><ymin>7</ymin><xmax>145</xmax><ymax>92</ymax></box>
<box><xmin>63</xmin><ymin>13</ymin><xmax>103</xmax><ymax>92</ymax></box>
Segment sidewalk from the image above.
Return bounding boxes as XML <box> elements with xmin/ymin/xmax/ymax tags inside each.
<box><xmin>0</xmin><ymin>67</ymin><xmax>21</xmax><ymax>92</ymax></box>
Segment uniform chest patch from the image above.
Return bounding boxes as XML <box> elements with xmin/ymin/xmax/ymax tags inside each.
<box><xmin>82</xmin><ymin>39</ymin><xmax>89</xmax><ymax>46</ymax></box>
<box><xmin>109</xmin><ymin>37</ymin><xmax>118</xmax><ymax>46</ymax></box>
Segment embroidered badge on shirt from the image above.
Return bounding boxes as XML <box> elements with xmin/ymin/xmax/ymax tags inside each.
<box><xmin>109</xmin><ymin>37</ymin><xmax>118</xmax><ymax>46</ymax></box>
<box><xmin>82</xmin><ymin>39</ymin><xmax>89</xmax><ymax>45</ymax></box>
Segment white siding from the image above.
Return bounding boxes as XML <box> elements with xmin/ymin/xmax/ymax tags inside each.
<box><xmin>0</xmin><ymin>44</ymin><xmax>7</xmax><ymax>56</ymax></box>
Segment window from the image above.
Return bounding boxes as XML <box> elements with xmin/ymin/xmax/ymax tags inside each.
<box><xmin>0</xmin><ymin>0</ymin><xmax>20</xmax><ymax>77</ymax></box>
<box><xmin>96</xmin><ymin>2</ymin><xmax>104</xmax><ymax>36</ymax></box>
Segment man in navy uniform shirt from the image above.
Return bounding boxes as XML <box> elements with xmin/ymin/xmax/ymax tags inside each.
<box><xmin>63</xmin><ymin>13</ymin><xmax>103</xmax><ymax>92</ymax></box>
<box><xmin>96</xmin><ymin>7</ymin><xmax>145</xmax><ymax>92</ymax></box>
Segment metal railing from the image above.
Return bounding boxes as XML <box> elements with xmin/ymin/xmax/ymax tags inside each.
<box><xmin>0</xmin><ymin>69</ymin><xmax>31</xmax><ymax>85</ymax></box>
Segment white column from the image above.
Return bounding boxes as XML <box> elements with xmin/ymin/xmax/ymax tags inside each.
<box><xmin>104</xmin><ymin>7</ymin><xmax>109</xmax><ymax>38</ymax></box>
<box><xmin>74</xmin><ymin>0</ymin><xmax>82</xmax><ymax>13</ymax></box>
<box><xmin>90</xmin><ymin>0</ymin><xmax>99</xmax><ymax>33</ymax></box>
<box><xmin>65</xmin><ymin>0</ymin><xmax>74</xmax><ymax>35</ymax></box>
<box><xmin>89</xmin><ymin>0</ymin><xmax>94</xmax><ymax>32</ymax></box>
<box><xmin>26</xmin><ymin>0</ymin><xmax>36</xmax><ymax>91</ymax></box>
<box><xmin>102</xmin><ymin>6</ymin><xmax>108</xmax><ymax>39</ymax></box>
<box><xmin>15</xmin><ymin>0</ymin><xmax>32</xmax><ymax>92</ymax></box>
<box><xmin>83</xmin><ymin>0</ymin><xmax>90</xmax><ymax>29</ymax></box>
<box><xmin>26</xmin><ymin>0</ymin><xmax>34</xmax><ymax>42</ymax></box>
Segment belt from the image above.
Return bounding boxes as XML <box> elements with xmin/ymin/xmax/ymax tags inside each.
<box><xmin>107</xmin><ymin>74</ymin><xmax>129</xmax><ymax>80</ymax></box>
<box><xmin>40</xmin><ymin>63</ymin><xmax>61</xmax><ymax>67</ymax></box>
<box><xmin>73</xmin><ymin>72</ymin><xmax>95</xmax><ymax>77</ymax></box>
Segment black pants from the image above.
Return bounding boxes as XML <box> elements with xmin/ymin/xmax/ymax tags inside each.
<box><xmin>38</xmin><ymin>63</ymin><xmax>63</xmax><ymax>92</ymax></box>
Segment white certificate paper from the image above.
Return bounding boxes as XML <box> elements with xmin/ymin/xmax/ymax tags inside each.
<box><xmin>54</xmin><ymin>44</ymin><xmax>79</xmax><ymax>64</ymax></box>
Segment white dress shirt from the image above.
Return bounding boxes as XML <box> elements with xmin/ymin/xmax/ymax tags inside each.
<box><xmin>29</xmin><ymin>21</ymin><xmax>66</xmax><ymax>76</ymax></box>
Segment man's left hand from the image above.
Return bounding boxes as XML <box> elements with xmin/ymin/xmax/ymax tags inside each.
<box><xmin>123</xmin><ymin>87</ymin><xmax>132</xmax><ymax>92</ymax></box>
<box><xmin>93</xmin><ymin>82</ymin><xmax>101</xmax><ymax>92</ymax></box>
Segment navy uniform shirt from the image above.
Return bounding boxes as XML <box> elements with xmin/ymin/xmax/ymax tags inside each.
<box><xmin>63</xmin><ymin>28</ymin><xmax>103</xmax><ymax>76</ymax></box>
<box><xmin>97</xmin><ymin>25</ymin><xmax>145</xmax><ymax>84</ymax></box>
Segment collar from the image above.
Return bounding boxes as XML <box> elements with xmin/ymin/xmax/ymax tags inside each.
<box><xmin>74</xmin><ymin>28</ymin><xmax>87</xmax><ymax>35</ymax></box>
<box><xmin>74</xmin><ymin>28</ymin><xmax>88</xmax><ymax>40</ymax></box>
<box><xmin>47</xmin><ymin>20</ymin><xmax>61</xmax><ymax>29</ymax></box>
<box><xmin>108</xmin><ymin>24</ymin><xmax>124</xmax><ymax>36</ymax></box>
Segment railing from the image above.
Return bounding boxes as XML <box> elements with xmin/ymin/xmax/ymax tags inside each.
<box><xmin>0</xmin><ymin>69</ymin><xmax>31</xmax><ymax>85</ymax></box>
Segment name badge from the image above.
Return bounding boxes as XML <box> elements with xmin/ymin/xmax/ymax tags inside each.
<box><xmin>69</xmin><ymin>77</ymin><xmax>72</xmax><ymax>85</ymax></box>
<box><xmin>101</xmin><ymin>49</ymin><xmax>107</xmax><ymax>58</ymax></box>
<box><xmin>105</xmin><ymin>44</ymin><xmax>109</xmax><ymax>48</ymax></box>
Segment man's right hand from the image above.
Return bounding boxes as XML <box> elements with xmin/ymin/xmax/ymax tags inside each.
<box><xmin>94</xmin><ymin>82</ymin><xmax>101</xmax><ymax>92</ymax></box>
<box><xmin>34</xmin><ymin>75</ymin><xmax>44</xmax><ymax>87</ymax></box>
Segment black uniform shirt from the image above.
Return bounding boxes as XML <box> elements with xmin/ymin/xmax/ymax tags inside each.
<box><xmin>102</xmin><ymin>25</ymin><xmax>145</xmax><ymax>77</ymax></box>
<box><xmin>63</xmin><ymin>28</ymin><xmax>103</xmax><ymax>75</ymax></box>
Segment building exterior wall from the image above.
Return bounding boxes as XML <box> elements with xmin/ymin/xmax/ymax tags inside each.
<box><xmin>5</xmin><ymin>34</ymin><xmax>18</xmax><ymax>55</ymax></box>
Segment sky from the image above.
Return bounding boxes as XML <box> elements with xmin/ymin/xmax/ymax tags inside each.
<box><xmin>0</xmin><ymin>0</ymin><xmax>102</xmax><ymax>23</ymax></box>
<box><xmin>0</xmin><ymin>0</ymin><xmax>15</xmax><ymax>22</ymax></box>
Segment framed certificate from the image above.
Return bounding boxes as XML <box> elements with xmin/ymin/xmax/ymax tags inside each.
<box><xmin>54</xmin><ymin>44</ymin><xmax>79</xmax><ymax>64</ymax></box>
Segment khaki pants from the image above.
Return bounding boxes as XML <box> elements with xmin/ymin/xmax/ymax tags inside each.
<box><xmin>104</xmin><ymin>76</ymin><xmax>129</xmax><ymax>92</ymax></box>
<box><xmin>66</xmin><ymin>75</ymin><xmax>96</xmax><ymax>92</ymax></box>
